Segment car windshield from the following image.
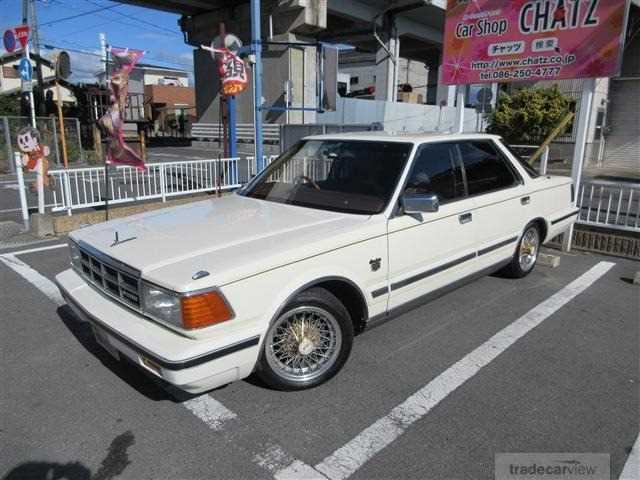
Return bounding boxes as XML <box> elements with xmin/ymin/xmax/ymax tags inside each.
<box><xmin>241</xmin><ymin>139</ymin><xmax>413</xmax><ymax>214</ymax></box>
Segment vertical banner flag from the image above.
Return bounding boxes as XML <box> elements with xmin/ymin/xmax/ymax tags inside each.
<box><xmin>202</xmin><ymin>45</ymin><xmax>248</xmax><ymax>96</ymax></box>
<box><xmin>442</xmin><ymin>0</ymin><xmax>629</xmax><ymax>85</ymax></box>
<box><xmin>99</xmin><ymin>47</ymin><xmax>146</xmax><ymax>169</ymax></box>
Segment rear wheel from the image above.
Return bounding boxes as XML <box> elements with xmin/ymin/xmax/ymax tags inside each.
<box><xmin>500</xmin><ymin>223</ymin><xmax>541</xmax><ymax>278</ymax></box>
<box><xmin>256</xmin><ymin>287</ymin><xmax>354</xmax><ymax>391</ymax></box>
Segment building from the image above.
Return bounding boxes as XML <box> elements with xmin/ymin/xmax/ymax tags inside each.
<box><xmin>96</xmin><ymin>62</ymin><xmax>195</xmax><ymax>134</ymax></box>
<box><xmin>602</xmin><ymin>2</ymin><xmax>640</xmax><ymax>173</ymax></box>
<box><xmin>0</xmin><ymin>52</ymin><xmax>76</xmax><ymax>104</ymax></box>
<box><xmin>96</xmin><ymin>62</ymin><xmax>190</xmax><ymax>94</ymax></box>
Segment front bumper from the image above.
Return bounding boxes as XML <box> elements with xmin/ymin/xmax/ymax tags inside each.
<box><xmin>55</xmin><ymin>268</ymin><xmax>261</xmax><ymax>393</ymax></box>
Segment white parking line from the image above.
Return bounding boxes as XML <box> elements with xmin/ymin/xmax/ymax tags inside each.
<box><xmin>620</xmin><ymin>433</ymin><xmax>639</xmax><ymax>480</ymax></box>
<box><xmin>0</xmin><ymin>254</ymin><xmax>65</xmax><ymax>306</ymax></box>
<box><xmin>182</xmin><ymin>395</ymin><xmax>237</xmax><ymax>431</ymax></box>
<box><xmin>274</xmin><ymin>261</ymin><xmax>616</xmax><ymax>480</ymax></box>
<box><xmin>255</xmin><ymin>444</ymin><xmax>327</xmax><ymax>480</ymax></box>
<box><xmin>2</xmin><ymin>243</ymin><xmax>66</xmax><ymax>256</ymax></box>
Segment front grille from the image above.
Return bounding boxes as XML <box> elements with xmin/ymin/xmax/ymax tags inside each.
<box><xmin>78</xmin><ymin>246</ymin><xmax>141</xmax><ymax>309</ymax></box>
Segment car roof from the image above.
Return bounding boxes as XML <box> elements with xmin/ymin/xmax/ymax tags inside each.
<box><xmin>302</xmin><ymin>131</ymin><xmax>502</xmax><ymax>144</ymax></box>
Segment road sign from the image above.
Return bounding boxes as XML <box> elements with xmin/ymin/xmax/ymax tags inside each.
<box><xmin>19</xmin><ymin>58</ymin><xmax>32</xmax><ymax>82</ymax></box>
<box><xmin>14</xmin><ymin>26</ymin><xmax>30</xmax><ymax>49</ymax></box>
<box><xmin>3</xmin><ymin>29</ymin><xmax>16</xmax><ymax>53</ymax></box>
<box><xmin>21</xmin><ymin>80</ymin><xmax>33</xmax><ymax>93</ymax></box>
<box><xmin>3</xmin><ymin>25</ymin><xmax>29</xmax><ymax>53</ymax></box>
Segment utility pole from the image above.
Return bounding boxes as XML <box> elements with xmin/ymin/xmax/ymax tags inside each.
<box><xmin>250</xmin><ymin>0</ymin><xmax>264</xmax><ymax>172</ymax></box>
<box><xmin>28</xmin><ymin>0</ymin><xmax>46</xmax><ymax>115</ymax></box>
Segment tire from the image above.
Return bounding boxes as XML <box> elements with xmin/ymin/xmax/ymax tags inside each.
<box><xmin>255</xmin><ymin>287</ymin><xmax>354</xmax><ymax>391</ymax></box>
<box><xmin>499</xmin><ymin>222</ymin><xmax>541</xmax><ymax>279</ymax></box>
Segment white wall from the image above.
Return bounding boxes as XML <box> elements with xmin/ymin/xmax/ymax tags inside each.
<box><xmin>143</xmin><ymin>72</ymin><xmax>188</xmax><ymax>87</ymax></box>
<box><xmin>318</xmin><ymin>97</ymin><xmax>482</xmax><ymax>133</ymax></box>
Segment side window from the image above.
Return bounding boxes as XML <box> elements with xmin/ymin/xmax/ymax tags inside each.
<box><xmin>404</xmin><ymin>143</ymin><xmax>465</xmax><ymax>203</ymax></box>
<box><xmin>459</xmin><ymin>141</ymin><xmax>518</xmax><ymax>196</ymax></box>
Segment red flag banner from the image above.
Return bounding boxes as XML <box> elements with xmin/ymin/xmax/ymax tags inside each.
<box><xmin>203</xmin><ymin>46</ymin><xmax>248</xmax><ymax>96</ymax></box>
<box><xmin>99</xmin><ymin>47</ymin><xmax>146</xmax><ymax>170</ymax></box>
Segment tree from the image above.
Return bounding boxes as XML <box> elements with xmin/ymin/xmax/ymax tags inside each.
<box><xmin>0</xmin><ymin>93</ymin><xmax>22</xmax><ymax>116</ymax></box>
<box><xmin>487</xmin><ymin>86</ymin><xmax>574</xmax><ymax>144</ymax></box>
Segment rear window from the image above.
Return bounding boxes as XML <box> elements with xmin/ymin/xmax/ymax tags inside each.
<box><xmin>501</xmin><ymin>142</ymin><xmax>541</xmax><ymax>178</ymax></box>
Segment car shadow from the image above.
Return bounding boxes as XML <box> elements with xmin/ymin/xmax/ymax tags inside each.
<box><xmin>57</xmin><ymin>305</ymin><xmax>196</xmax><ymax>403</ymax></box>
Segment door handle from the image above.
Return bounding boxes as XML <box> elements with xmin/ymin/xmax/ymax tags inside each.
<box><xmin>521</xmin><ymin>196</ymin><xmax>531</xmax><ymax>205</ymax></box>
<box><xmin>459</xmin><ymin>212</ymin><xmax>473</xmax><ymax>224</ymax></box>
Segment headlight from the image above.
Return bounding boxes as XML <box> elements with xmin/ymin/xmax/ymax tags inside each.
<box><xmin>68</xmin><ymin>239</ymin><xmax>82</xmax><ymax>268</ymax></box>
<box><xmin>141</xmin><ymin>283</ymin><xmax>182</xmax><ymax>328</ymax></box>
<box><xmin>141</xmin><ymin>282</ymin><xmax>234</xmax><ymax>330</ymax></box>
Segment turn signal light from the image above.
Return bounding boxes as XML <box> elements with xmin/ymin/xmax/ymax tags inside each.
<box><xmin>181</xmin><ymin>291</ymin><xmax>234</xmax><ymax>329</ymax></box>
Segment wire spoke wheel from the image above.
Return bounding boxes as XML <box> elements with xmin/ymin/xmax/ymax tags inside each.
<box><xmin>266</xmin><ymin>306</ymin><xmax>342</xmax><ymax>384</ymax></box>
<box><xmin>519</xmin><ymin>227</ymin><xmax>540</xmax><ymax>272</ymax></box>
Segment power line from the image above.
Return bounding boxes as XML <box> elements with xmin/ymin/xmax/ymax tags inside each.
<box><xmin>40</xmin><ymin>41</ymin><xmax>194</xmax><ymax>71</ymax></box>
<box><xmin>39</xmin><ymin>4</ymin><xmax>121</xmax><ymax>27</ymax></box>
<box><xmin>82</xmin><ymin>0</ymin><xmax>181</xmax><ymax>36</ymax></box>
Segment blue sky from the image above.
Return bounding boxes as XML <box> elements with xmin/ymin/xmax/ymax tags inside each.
<box><xmin>1</xmin><ymin>0</ymin><xmax>194</xmax><ymax>83</ymax></box>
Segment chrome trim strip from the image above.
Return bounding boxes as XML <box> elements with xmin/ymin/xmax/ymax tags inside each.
<box><xmin>390</xmin><ymin>252</ymin><xmax>477</xmax><ymax>292</ymax></box>
<box><xmin>551</xmin><ymin>209</ymin><xmax>580</xmax><ymax>225</ymax></box>
<box><xmin>477</xmin><ymin>236</ymin><xmax>519</xmax><ymax>256</ymax></box>
<box><xmin>371</xmin><ymin>286</ymin><xmax>389</xmax><ymax>298</ymax></box>
<box><xmin>366</xmin><ymin>258</ymin><xmax>511</xmax><ymax>329</ymax></box>
<box><xmin>375</xmin><ymin>235</ymin><xmax>520</xmax><ymax>297</ymax></box>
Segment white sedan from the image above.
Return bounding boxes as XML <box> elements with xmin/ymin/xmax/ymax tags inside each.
<box><xmin>55</xmin><ymin>132</ymin><xmax>578</xmax><ymax>393</ymax></box>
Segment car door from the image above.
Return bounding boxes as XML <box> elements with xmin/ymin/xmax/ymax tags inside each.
<box><xmin>458</xmin><ymin>140</ymin><xmax>527</xmax><ymax>270</ymax></box>
<box><xmin>387</xmin><ymin>141</ymin><xmax>478</xmax><ymax>311</ymax></box>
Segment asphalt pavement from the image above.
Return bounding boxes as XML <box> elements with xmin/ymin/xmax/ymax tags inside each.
<box><xmin>1</xmin><ymin>242</ymin><xmax>638</xmax><ymax>480</ymax></box>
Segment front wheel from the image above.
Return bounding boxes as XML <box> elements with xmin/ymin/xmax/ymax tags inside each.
<box><xmin>500</xmin><ymin>223</ymin><xmax>541</xmax><ymax>278</ymax></box>
<box><xmin>255</xmin><ymin>287</ymin><xmax>354</xmax><ymax>391</ymax></box>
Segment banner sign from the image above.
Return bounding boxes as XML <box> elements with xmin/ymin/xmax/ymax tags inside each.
<box><xmin>99</xmin><ymin>47</ymin><xmax>146</xmax><ymax>170</ymax></box>
<box><xmin>442</xmin><ymin>0</ymin><xmax>629</xmax><ymax>85</ymax></box>
<box><xmin>202</xmin><ymin>45</ymin><xmax>249</xmax><ymax>96</ymax></box>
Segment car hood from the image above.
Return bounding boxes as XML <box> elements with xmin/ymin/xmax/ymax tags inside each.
<box><xmin>71</xmin><ymin>194</ymin><xmax>374</xmax><ymax>290</ymax></box>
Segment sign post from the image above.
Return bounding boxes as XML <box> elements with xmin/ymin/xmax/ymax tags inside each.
<box><xmin>14</xmin><ymin>152</ymin><xmax>30</xmax><ymax>231</ymax></box>
<box><xmin>563</xmin><ymin>77</ymin><xmax>596</xmax><ymax>251</ymax></box>
<box><xmin>455</xmin><ymin>85</ymin><xmax>465</xmax><ymax>133</ymax></box>
<box><xmin>9</xmin><ymin>24</ymin><xmax>46</xmax><ymax>216</ymax></box>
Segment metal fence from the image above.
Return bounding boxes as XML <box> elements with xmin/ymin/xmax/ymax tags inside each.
<box><xmin>191</xmin><ymin>123</ymin><xmax>282</xmax><ymax>144</ymax></box>
<box><xmin>48</xmin><ymin>155</ymin><xmax>279</xmax><ymax>215</ymax></box>
<box><xmin>576</xmin><ymin>181</ymin><xmax>640</xmax><ymax>233</ymax></box>
<box><xmin>1</xmin><ymin>116</ymin><xmax>84</xmax><ymax>174</ymax></box>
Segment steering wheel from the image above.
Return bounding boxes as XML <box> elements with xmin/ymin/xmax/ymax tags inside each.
<box><xmin>295</xmin><ymin>175</ymin><xmax>321</xmax><ymax>191</ymax></box>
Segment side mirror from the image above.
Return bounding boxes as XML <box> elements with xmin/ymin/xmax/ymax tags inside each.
<box><xmin>402</xmin><ymin>193</ymin><xmax>440</xmax><ymax>214</ymax></box>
